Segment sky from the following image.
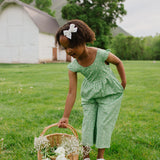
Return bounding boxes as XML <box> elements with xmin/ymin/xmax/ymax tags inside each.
<box><xmin>117</xmin><ymin>0</ymin><xmax>160</xmax><ymax>37</ymax></box>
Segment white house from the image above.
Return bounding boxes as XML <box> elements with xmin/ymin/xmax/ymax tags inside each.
<box><xmin>0</xmin><ymin>0</ymin><xmax>70</xmax><ymax>63</ymax></box>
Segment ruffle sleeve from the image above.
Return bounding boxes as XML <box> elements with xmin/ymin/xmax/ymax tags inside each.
<box><xmin>67</xmin><ymin>60</ymin><xmax>79</xmax><ymax>72</ymax></box>
<box><xmin>99</xmin><ymin>49</ymin><xmax>110</xmax><ymax>61</ymax></box>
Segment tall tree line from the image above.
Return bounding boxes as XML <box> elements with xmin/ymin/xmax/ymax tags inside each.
<box><xmin>110</xmin><ymin>34</ymin><xmax>160</xmax><ymax>60</ymax></box>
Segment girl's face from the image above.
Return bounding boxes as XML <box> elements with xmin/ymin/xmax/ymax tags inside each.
<box><xmin>59</xmin><ymin>35</ymin><xmax>86</xmax><ymax>59</ymax></box>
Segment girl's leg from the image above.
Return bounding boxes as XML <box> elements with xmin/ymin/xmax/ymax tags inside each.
<box><xmin>97</xmin><ymin>148</ymin><xmax>105</xmax><ymax>159</ymax></box>
<box><xmin>82</xmin><ymin>102</ymin><xmax>97</xmax><ymax>147</ymax></box>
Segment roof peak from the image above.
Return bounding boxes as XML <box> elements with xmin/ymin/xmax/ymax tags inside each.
<box><xmin>1</xmin><ymin>0</ymin><xmax>54</xmax><ymax>19</ymax></box>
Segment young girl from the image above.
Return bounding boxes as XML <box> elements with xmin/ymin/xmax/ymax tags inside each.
<box><xmin>56</xmin><ymin>19</ymin><xmax>126</xmax><ymax>160</ymax></box>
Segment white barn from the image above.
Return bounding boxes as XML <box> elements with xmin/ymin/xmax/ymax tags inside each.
<box><xmin>0</xmin><ymin>0</ymin><xmax>70</xmax><ymax>63</ymax></box>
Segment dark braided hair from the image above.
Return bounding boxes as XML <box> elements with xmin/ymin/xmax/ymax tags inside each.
<box><xmin>55</xmin><ymin>19</ymin><xmax>96</xmax><ymax>48</ymax></box>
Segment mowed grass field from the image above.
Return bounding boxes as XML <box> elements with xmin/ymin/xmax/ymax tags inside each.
<box><xmin>0</xmin><ymin>61</ymin><xmax>159</xmax><ymax>160</ymax></box>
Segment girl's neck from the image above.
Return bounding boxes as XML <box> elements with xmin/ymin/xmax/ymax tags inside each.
<box><xmin>76</xmin><ymin>46</ymin><xmax>92</xmax><ymax>62</ymax></box>
<box><xmin>77</xmin><ymin>47</ymin><xmax>97</xmax><ymax>67</ymax></box>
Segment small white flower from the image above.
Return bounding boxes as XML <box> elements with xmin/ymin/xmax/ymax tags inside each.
<box><xmin>55</xmin><ymin>147</ymin><xmax>65</xmax><ymax>155</ymax></box>
<box><xmin>88</xmin><ymin>0</ymin><xmax>93</xmax><ymax>3</ymax></box>
<box><xmin>80</xmin><ymin>0</ymin><xmax>92</xmax><ymax>4</ymax></box>
<box><xmin>56</xmin><ymin>154</ymin><xmax>67</xmax><ymax>160</ymax></box>
<box><xmin>60</xmin><ymin>136</ymin><xmax>80</xmax><ymax>155</ymax></box>
<box><xmin>34</xmin><ymin>136</ymin><xmax>50</xmax><ymax>151</ymax></box>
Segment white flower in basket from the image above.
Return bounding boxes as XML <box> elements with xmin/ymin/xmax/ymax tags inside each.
<box><xmin>60</xmin><ymin>136</ymin><xmax>80</xmax><ymax>156</ymax></box>
<box><xmin>56</xmin><ymin>154</ymin><xmax>67</xmax><ymax>160</ymax></box>
<box><xmin>55</xmin><ymin>147</ymin><xmax>65</xmax><ymax>155</ymax></box>
<box><xmin>34</xmin><ymin>136</ymin><xmax>50</xmax><ymax>151</ymax></box>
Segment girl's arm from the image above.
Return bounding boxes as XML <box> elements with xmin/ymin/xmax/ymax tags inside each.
<box><xmin>58</xmin><ymin>70</ymin><xmax>77</xmax><ymax>128</ymax></box>
<box><xmin>106</xmin><ymin>53</ymin><xmax>126</xmax><ymax>89</ymax></box>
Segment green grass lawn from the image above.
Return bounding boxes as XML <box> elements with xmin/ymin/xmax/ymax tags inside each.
<box><xmin>0</xmin><ymin>61</ymin><xmax>160</xmax><ymax>160</ymax></box>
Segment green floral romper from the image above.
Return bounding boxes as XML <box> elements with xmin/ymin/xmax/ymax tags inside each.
<box><xmin>68</xmin><ymin>48</ymin><xmax>123</xmax><ymax>148</ymax></box>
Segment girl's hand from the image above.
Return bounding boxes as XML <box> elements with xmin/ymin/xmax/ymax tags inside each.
<box><xmin>121</xmin><ymin>81</ymin><xmax>126</xmax><ymax>89</ymax></box>
<box><xmin>58</xmin><ymin>117</ymin><xmax>69</xmax><ymax>128</ymax></box>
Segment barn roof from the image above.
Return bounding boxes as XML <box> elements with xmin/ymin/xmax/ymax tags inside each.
<box><xmin>0</xmin><ymin>0</ymin><xmax>59</xmax><ymax>35</ymax></box>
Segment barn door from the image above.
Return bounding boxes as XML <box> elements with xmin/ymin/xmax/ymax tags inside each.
<box><xmin>53</xmin><ymin>48</ymin><xmax>57</xmax><ymax>61</ymax></box>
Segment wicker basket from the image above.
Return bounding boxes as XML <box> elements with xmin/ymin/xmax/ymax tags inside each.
<box><xmin>37</xmin><ymin>123</ymin><xmax>79</xmax><ymax>160</ymax></box>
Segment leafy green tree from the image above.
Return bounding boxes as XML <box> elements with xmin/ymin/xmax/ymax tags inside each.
<box><xmin>152</xmin><ymin>35</ymin><xmax>160</xmax><ymax>60</ymax></box>
<box><xmin>0</xmin><ymin>0</ymin><xmax>4</xmax><ymax>4</ymax></box>
<box><xmin>142</xmin><ymin>36</ymin><xmax>154</xmax><ymax>60</ymax></box>
<box><xmin>61</xmin><ymin>0</ymin><xmax>126</xmax><ymax>49</ymax></box>
<box><xmin>111</xmin><ymin>34</ymin><xmax>144</xmax><ymax>60</ymax></box>
<box><xmin>35</xmin><ymin>0</ymin><xmax>55</xmax><ymax>17</ymax></box>
<box><xmin>111</xmin><ymin>34</ymin><xmax>127</xmax><ymax>59</ymax></box>
<box><xmin>20</xmin><ymin>0</ymin><xmax>33</xmax><ymax>4</ymax></box>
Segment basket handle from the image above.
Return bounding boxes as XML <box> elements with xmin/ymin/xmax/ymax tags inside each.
<box><xmin>40</xmin><ymin>123</ymin><xmax>78</xmax><ymax>138</ymax></box>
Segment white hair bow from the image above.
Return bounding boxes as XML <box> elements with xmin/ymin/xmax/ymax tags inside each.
<box><xmin>63</xmin><ymin>24</ymin><xmax>78</xmax><ymax>39</ymax></box>
<box><xmin>80</xmin><ymin>0</ymin><xmax>93</xmax><ymax>4</ymax></box>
